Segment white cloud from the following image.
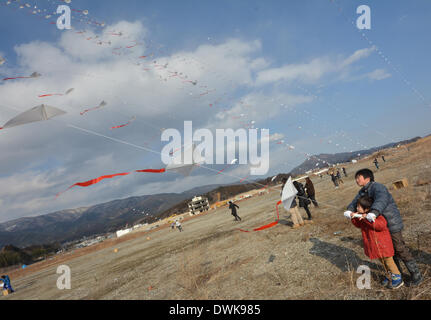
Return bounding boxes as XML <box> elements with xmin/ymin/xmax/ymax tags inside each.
<box><xmin>255</xmin><ymin>46</ymin><xmax>376</xmax><ymax>86</ymax></box>
<box><xmin>366</xmin><ymin>68</ymin><xmax>391</xmax><ymax>81</ymax></box>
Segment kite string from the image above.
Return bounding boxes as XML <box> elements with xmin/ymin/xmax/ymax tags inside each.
<box><xmin>329</xmin><ymin>0</ymin><xmax>430</xmax><ymax>111</ymax></box>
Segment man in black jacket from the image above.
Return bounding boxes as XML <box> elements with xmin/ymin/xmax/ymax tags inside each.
<box><xmin>228</xmin><ymin>201</ymin><xmax>241</xmax><ymax>221</ymax></box>
<box><xmin>293</xmin><ymin>181</ymin><xmax>312</xmax><ymax>221</ymax></box>
<box><xmin>345</xmin><ymin>169</ymin><xmax>423</xmax><ymax>287</ymax></box>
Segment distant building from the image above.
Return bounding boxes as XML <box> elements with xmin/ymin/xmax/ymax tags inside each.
<box><xmin>116</xmin><ymin>228</ymin><xmax>132</xmax><ymax>238</ymax></box>
<box><xmin>188</xmin><ymin>196</ymin><xmax>210</xmax><ymax>215</ymax></box>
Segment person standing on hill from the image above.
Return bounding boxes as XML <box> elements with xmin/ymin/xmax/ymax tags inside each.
<box><xmin>305</xmin><ymin>177</ymin><xmax>318</xmax><ymax>207</ymax></box>
<box><xmin>331</xmin><ymin>172</ymin><xmax>339</xmax><ymax>188</ymax></box>
<box><xmin>345</xmin><ymin>168</ymin><xmax>423</xmax><ymax>287</ymax></box>
<box><xmin>336</xmin><ymin>169</ymin><xmax>344</xmax><ymax>184</ymax></box>
<box><xmin>281</xmin><ymin>178</ymin><xmax>305</xmax><ymax>229</ymax></box>
<box><xmin>228</xmin><ymin>201</ymin><xmax>242</xmax><ymax>221</ymax></box>
<box><xmin>289</xmin><ymin>196</ymin><xmax>305</xmax><ymax>229</ymax></box>
<box><xmin>175</xmin><ymin>220</ymin><xmax>183</xmax><ymax>232</ymax></box>
<box><xmin>373</xmin><ymin>158</ymin><xmax>380</xmax><ymax>169</ymax></box>
<box><xmin>0</xmin><ymin>275</ymin><xmax>14</xmax><ymax>293</ymax></box>
<box><xmin>382</xmin><ymin>155</ymin><xmax>386</xmax><ymax>162</ymax></box>
<box><xmin>342</xmin><ymin>167</ymin><xmax>347</xmax><ymax>177</ymax></box>
<box><xmin>293</xmin><ymin>181</ymin><xmax>313</xmax><ymax>222</ymax></box>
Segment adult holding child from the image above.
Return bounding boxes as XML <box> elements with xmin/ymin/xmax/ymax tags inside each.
<box><xmin>344</xmin><ymin>169</ymin><xmax>423</xmax><ymax>286</ymax></box>
<box><xmin>345</xmin><ymin>195</ymin><xmax>403</xmax><ymax>289</ymax></box>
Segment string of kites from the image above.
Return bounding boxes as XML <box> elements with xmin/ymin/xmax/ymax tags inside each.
<box><xmin>1</xmin><ymin>0</ymin><xmax>261</xmax><ymax>128</ymax></box>
<box><xmin>0</xmin><ymin>31</ymin><xmax>357</xmax><ymax>161</ymax></box>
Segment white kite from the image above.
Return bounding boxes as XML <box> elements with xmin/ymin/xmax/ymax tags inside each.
<box><xmin>0</xmin><ymin>104</ymin><xmax>66</xmax><ymax>130</ymax></box>
<box><xmin>281</xmin><ymin>177</ymin><xmax>298</xmax><ymax>211</ymax></box>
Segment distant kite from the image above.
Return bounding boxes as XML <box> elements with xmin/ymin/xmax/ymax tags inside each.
<box><xmin>183</xmin><ymin>80</ymin><xmax>197</xmax><ymax>85</ymax></box>
<box><xmin>38</xmin><ymin>88</ymin><xmax>74</xmax><ymax>98</ymax></box>
<box><xmin>0</xmin><ymin>56</ymin><xmax>5</xmax><ymax>66</ymax></box>
<box><xmin>80</xmin><ymin>101</ymin><xmax>107</xmax><ymax>115</ymax></box>
<box><xmin>111</xmin><ymin>116</ymin><xmax>136</xmax><ymax>129</ymax></box>
<box><xmin>3</xmin><ymin>72</ymin><xmax>41</xmax><ymax>81</ymax></box>
<box><xmin>216</xmin><ymin>159</ymin><xmax>238</xmax><ymax>175</ymax></box>
<box><xmin>0</xmin><ymin>104</ymin><xmax>66</xmax><ymax>130</ymax></box>
<box><xmin>239</xmin><ymin>175</ymin><xmax>249</xmax><ymax>183</ymax></box>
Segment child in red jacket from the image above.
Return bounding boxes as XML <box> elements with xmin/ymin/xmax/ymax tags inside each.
<box><xmin>347</xmin><ymin>195</ymin><xmax>404</xmax><ymax>289</ymax></box>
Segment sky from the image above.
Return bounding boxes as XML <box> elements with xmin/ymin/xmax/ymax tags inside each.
<box><xmin>0</xmin><ymin>0</ymin><xmax>430</xmax><ymax>223</ymax></box>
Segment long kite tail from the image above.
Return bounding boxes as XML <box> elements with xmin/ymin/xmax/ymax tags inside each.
<box><xmin>56</xmin><ymin>168</ymin><xmax>166</xmax><ymax>197</ymax></box>
<box><xmin>38</xmin><ymin>94</ymin><xmax>63</xmax><ymax>98</ymax></box>
<box><xmin>238</xmin><ymin>200</ymin><xmax>282</xmax><ymax>233</ymax></box>
<box><xmin>3</xmin><ymin>77</ymin><xmax>29</xmax><ymax>81</ymax></box>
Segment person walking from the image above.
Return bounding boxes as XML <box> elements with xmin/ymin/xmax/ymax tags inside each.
<box><xmin>305</xmin><ymin>177</ymin><xmax>318</xmax><ymax>207</ymax></box>
<box><xmin>175</xmin><ymin>220</ymin><xmax>183</xmax><ymax>232</ymax></box>
<box><xmin>373</xmin><ymin>158</ymin><xmax>380</xmax><ymax>169</ymax></box>
<box><xmin>331</xmin><ymin>173</ymin><xmax>339</xmax><ymax>188</ymax></box>
<box><xmin>293</xmin><ymin>181</ymin><xmax>313</xmax><ymax>222</ymax></box>
<box><xmin>345</xmin><ymin>168</ymin><xmax>423</xmax><ymax>286</ymax></box>
<box><xmin>228</xmin><ymin>201</ymin><xmax>242</xmax><ymax>221</ymax></box>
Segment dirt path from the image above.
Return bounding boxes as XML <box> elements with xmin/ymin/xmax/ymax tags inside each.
<box><xmin>3</xmin><ymin>137</ymin><xmax>431</xmax><ymax>300</ymax></box>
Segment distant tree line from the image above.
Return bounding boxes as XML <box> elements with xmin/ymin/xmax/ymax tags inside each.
<box><xmin>0</xmin><ymin>243</ymin><xmax>61</xmax><ymax>268</ymax></box>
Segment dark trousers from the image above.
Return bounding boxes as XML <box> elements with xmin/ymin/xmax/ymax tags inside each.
<box><xmin>391</xmin><ymin>231</ymin><xmax>414</xmax><ymax>262</ymax></box>
<box><xmin>232</xmin><ymin>213</ymin><xmax>241</xmax><ymax>221</ymax></box>
<box><xmin>308</xmin><ymin>194</ymin><xmax>318</xmax><ymax>207</ymax></box>
<box><xmin>302</xmin><ymin>205</ymin><xmax>312</xmax><ymax>220</ymax></box>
